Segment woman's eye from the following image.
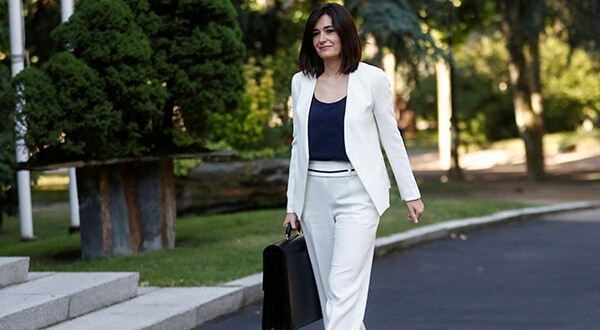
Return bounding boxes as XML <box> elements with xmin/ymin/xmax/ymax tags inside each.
<box><xmin>326</xmin><ymin>29</ymin><xmax>335</xmax><ymax>34</ymax></box>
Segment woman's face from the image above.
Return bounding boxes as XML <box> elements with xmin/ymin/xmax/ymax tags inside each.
<box><xmin>312</xmin><ymin>14</ymin><xmax>342</xmax><ymax>62</ymax></box>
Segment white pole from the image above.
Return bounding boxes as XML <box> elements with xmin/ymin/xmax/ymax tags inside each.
<box><xmin>9</xmin><ymin>0</ymin><xmax>34</xmax><ymax>240</ymax></box>
<box><xmin>61</xmin><ymin>0</ymin><xmax>73</xmax><ymax>22</ymax></box>
<box><xmin>436</xmin><ymin>59</ymin><xmax>452</xmax><ymax>171</ymax></box>
<box><xmin>62</xmin><ymin>0</ymin><xmax>80</xmax><ymax>230</ymax></box>
<box><xmin>68</xmin><ymin>168</ymin><xmax>79</xmax><ymax>229</ymax></box>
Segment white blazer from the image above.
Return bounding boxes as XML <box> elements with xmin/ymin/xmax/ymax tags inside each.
<box><xmin>286</xmin><ymin>62</ymin><xmax>421</xmax><ymax>219</ymax></box>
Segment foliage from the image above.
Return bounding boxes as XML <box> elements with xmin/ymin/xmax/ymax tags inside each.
<box><xmin>231</xmin><ymin>1</ymin><xmax>312</xmax><ymax>154</ymax></box>
<box><xmin>49</xmin><ymin>0</ymin><xmax>168</xmax><ymax>159</ymax></box>
<box><xmin>0</xmin><ymin>0</ymin><xmax>9</xmax><ymax>53</ymax></box>
<box><xmin>208</xmin><ymin>60</ymin><xmax>275</xmax><ymax>151</ymax></box>
<box><xmin>124</xmin><ymin>0</ymin><xmax>246</xmax><ymax>144</ymax></box>
<box><xmin>549</xmin><ymin>0</ymin><xmax>600</xmax><ymax>53</ymax></box>
<box><xmin>0</xmin><ymin>76</ymin><xmax>17</xmax><ymax>226</ymax></box>
<box><xmin>43</xmin><ymin>52</ymin><xmax>119</xmax><ymax>158</ymax></box>
<box><xmin>24</xmin><ymin>0</ymin><xmax>61</xmax><ymax>66</ymax></box>
<box><xmin>5</xmin><ymin>0</ymin><xmax>161</xmax><ymax>163</ymax></box>
<box><xmin>412</xmin><ymin>25</ymin><xmax>600</xmax><ymax>146</ymax></box>
<box><xmin>10</xmin><ymin>67</ymin><xmax>63</xmax><ymax>154</ymax></box>
<box><xmin>412</xmin><ymin>0</ymin><xmax>497</xmax><ymax>46</ymax></box>
<box><xmin>9</xmin><ymin>53</ymin><xmax>121</xmax><ymax>162</ymax></box>
<box><xmin>345</xmin><ymin>0</ymin><xmax>442</xmax><ymax>84</ymax></box>
<box><xmin>173</xmin><ymin>158</ymin><xmax>203</xmax><ymax>178</ymax></box>
<box><xmin>411</xmin><ymin>32</ymin><xmax>516</xmax><ymax>147</ymax></box>
<box><xmin>411</xmin><ymin>73</ymin><xmax>515</xmax><ymax>148</ymax></box>
<box><xmin>541</xmin><ymin>35</ymin><xmax>600</xmax><ymax>132</ymax></box>
<box><xmin>453</xmin><ymin>33</ymin><xmax>517</xmax><ymax>144</ymax></box>
<box><xmin>2</xmin><ymin>0</ymin><xmax>599</xmax><ymax>172</ymax></box>
<box><xmin>0</xmin><ymin>3</ymin><xmax>15</xmax><ymax>223</ymax></box>
<box><xmin>3</xmin><ymin>0</ymin><xmax>246</xmax><ymax>166</ymax></box>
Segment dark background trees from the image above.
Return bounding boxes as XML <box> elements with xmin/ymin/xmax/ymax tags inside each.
<box><xmin>0</xmin><ymin>85</ymin><xmax>16</xmax><ymax>232</ymax></box>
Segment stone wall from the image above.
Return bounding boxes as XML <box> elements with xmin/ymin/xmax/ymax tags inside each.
<box><xmin>176</xmin><ymin>158</ymin><xmax>289</xmax><ymax>215</ymax></box>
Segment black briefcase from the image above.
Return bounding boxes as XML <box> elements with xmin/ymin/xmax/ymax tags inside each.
<box><xmin>262</xmin><ymin>225</ymin><xmax>322</xmax><ymax>330</ymax></box>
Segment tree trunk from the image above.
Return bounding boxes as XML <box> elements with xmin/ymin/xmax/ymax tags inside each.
<box><xmin>498</xmin><ymin>0</ymin><xmax>546</xmax><ymax>181</ymax></box>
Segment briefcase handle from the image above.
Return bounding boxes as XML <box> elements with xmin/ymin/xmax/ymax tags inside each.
<box><xmin>285</xmin><ymin>223</ymin><xmax>303</xmax><ymax>240</ymax></box>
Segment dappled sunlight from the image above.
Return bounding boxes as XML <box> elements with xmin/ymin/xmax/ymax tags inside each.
<box><xmin>459</xmin><ymin>150</ymin><xmax>525</xmax><ymax>170</ymax></box>
<box><xmin>35</xmin><ymin>173</ymin><xmax>69</xmax><ymax>190</ymax></box>
<box><xmin>411</xmin><ymin>130</ymin><xmax>600</xmax><ymax>174</ymax></box>
<box><xmin>546</xmin><ymin>150</ymin><xmax>600</xmax><ymax>168</ymax></box>
<box><xmin>411</xmin><ymin>149</ymin><xmax>526</xmax><ymax>171</ymax></box>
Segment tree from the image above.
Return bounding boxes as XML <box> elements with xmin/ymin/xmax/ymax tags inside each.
<box><xmin>550</xmin><ymin>0</ymin><xmax>600</xmax><ymax>54</ymax></box>
<box><xmin>210</xmin><ymin>60</ymin><xmax>275</xmax><ymax>151</ymax></box>
<box><xmin>497</xmin><ymin>0</ymin><xmax>546</xmax><ymax>181</ymax></box>
<box><xmin>542</xmin><ymin>35</ymin><xmax>600</xmax><ymax>132</ymax></box>
<box><xmin>25</xmin><ymin>0</ymin><xmax>61</xmax><ymax>66</ymax></box>
<box><xmin>0</xmin><ymin>67</ymin><xmax>17</xmax><ymax>232</ymax></box>
<box><xmin>345</xmin><ymin>0</ymin><xmax>441</xmax><ymax>84</ymax></box>
<box><xmin>548</xmin><ymin>0</ymin><xmax>600</xmax><ymax>127</ymax></box>
<box><xmin>0</xmin><ymin>1</ymin><xmax>16</xmax><ymax>228</ymax></box>
<box><xmin>123</xmin><ymin>0</ymin><xmax>246</xmax><ymax>148</ymax></box>
<box><xmin>6</xmin><ymin>0</ymin><xmax>245</xmax><ymax>166</ymax></box>
<box><xmin>6</xmin><ymin>0</ymin><xmax>162</xmax><ymax>164</ymax></box>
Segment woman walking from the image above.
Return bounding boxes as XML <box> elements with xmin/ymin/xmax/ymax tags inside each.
<box><xmin>283</xmin><ymin>3</ymin><xmax>424</xmax><ymax>329</ymax></box>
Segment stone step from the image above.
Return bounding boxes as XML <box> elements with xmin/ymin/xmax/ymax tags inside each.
<box><xmin>0</xmin><ymin>257</ymin><xmax>29</xmax><ymax>288</ymax></box>
<box><xmin>0</xmin><ymin>271</ymin><xmax>139</xmax><ymax>330</ymax></box>
<box><xmin>45</xmin><ymin>273</ymin><xmax>263</xmax><ymax>330</ymax></box>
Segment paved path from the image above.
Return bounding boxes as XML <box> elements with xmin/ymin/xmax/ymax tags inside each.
<box><xmin>198</xmin><ymin>208</ymin><xmax>600</xmax><ymax>330</ymax></box>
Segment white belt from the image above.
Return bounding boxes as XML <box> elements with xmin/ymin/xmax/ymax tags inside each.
<box><xmin>308</xmin><ymin>161</ymin><xmax>356</xmax><ymax>177</ymax></box>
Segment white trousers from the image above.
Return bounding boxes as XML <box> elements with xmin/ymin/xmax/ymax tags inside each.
<box><xmin>301</xmin><ymin>161</ymin><xmax>379</xmax><ymax>330</ymax></box>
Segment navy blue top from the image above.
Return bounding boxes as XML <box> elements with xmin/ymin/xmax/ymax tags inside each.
<box><xmin>308</xmin><ymin>95</ymin><xmax>349</xmax><ymax>161</ymax></box>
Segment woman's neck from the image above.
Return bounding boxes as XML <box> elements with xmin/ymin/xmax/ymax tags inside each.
<box><xmin>322</xmin><ymin>60</ymin><xmax>343</xmax><ymax>78</ymax></box>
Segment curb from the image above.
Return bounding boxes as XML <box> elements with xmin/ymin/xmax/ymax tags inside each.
<box><xmin>196</xmin><ymin>201</ymin><xmax>600</xmax><ymax>328</ymax></box>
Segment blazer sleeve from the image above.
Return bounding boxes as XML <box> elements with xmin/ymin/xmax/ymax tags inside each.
<box><xmin>371</xmin><ymin>69</ymin><xmax>421</xmax><ymax>201</ymax></box>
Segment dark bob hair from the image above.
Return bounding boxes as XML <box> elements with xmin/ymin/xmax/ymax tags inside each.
<box><xmin>299</xmin><ymin>3</ymin><xmax>361</xmax><ymax>77</ymax></box>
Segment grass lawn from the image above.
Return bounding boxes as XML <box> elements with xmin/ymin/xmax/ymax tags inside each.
<box><xmin>0</xmin><ymin>187</ymin><xmax>539</xmax><ymax>287</ymax></box>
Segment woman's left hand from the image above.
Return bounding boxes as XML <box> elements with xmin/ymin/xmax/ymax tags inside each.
<box><xmin>405</xmin><ymin>199</ymin><xmax>424</xmax><ymax>223</ymax></box>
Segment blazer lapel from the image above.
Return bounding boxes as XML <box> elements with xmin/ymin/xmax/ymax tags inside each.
<box><xmin>298</xmin><ymin>74</ymin><xmax>316</xmax><ymax>133</ymax></box>
<box><xmin>299</xmin><ymin>75</ymin><xmax>316</xmax><ymax>115</ymax></box>
<box><xmin>346</xmin><ymin>70</ymin><xmax>357</xmax><ymax>116</ymax></box>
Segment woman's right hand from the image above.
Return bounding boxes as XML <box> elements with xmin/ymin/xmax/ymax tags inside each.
<box><xmin>283</xmin><ymin>212</ymin><xmax>300</xmax><ymax>230</ymax></box>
